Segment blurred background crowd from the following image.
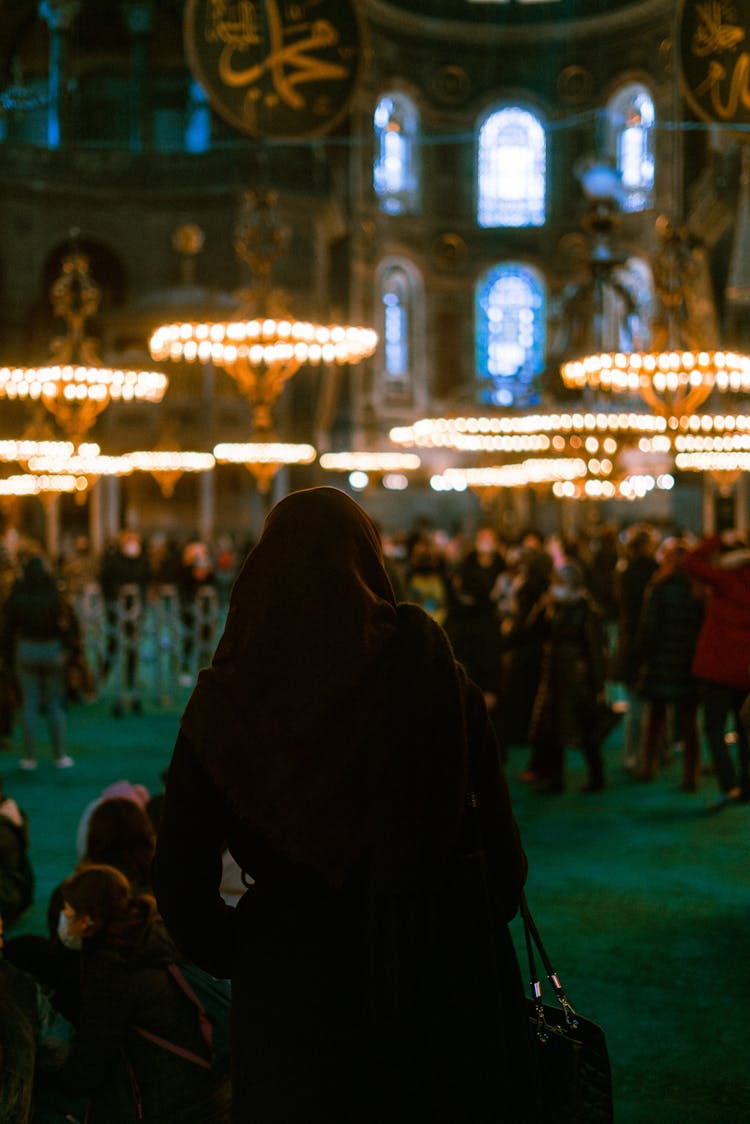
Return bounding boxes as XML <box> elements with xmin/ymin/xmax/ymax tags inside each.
<box><xmin>2</xmin><ymin>511</ymin><xmax>750</xmax><ymax>1119</ymax></box>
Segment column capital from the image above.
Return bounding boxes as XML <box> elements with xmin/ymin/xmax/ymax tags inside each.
<box><xmin>38</xmin><ymin>0</ymin><xmax>81</xmax><ymax>32</ymax></box>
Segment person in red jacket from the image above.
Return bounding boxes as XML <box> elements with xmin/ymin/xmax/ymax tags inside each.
<box><xmin>683</xmin><ymin>534</ymin><xmax>750</xmax><ymax>809</ymax></box>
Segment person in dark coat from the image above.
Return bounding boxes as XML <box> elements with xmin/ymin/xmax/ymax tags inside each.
<box><xmin>0</xmin><ymin>783</ymin><xmax>33</xmax><ymax>927</ymax></box>
<box><xmin>99</xmin><ymin>531</ymin><xmax>151</xmax><ymax>716</ymax></box>
<box><xmin>528</xmin><ymin>562</ymin><xmax>608</xmax><ymax>793</ymax></box>
<box><xmin>7</xmin><ymin>795</ymin><xmax>158</xmax><ymax>1029</ymax></box>
<box><xmin>0</xmin><ymin>555</ymin><xmax>79</xmax><ymax>769</ymax></box>
<box><xmin>153</xmin><ymin>486</ymin><xmax>533</xmax><ymax>1124</ymax></box>
<box><xmin>445</xmin><ymin>527</ymin><xmax>505</xmax><ymax>728</ymax></box>
<box><xmin>500</xmin><ymin>545</ymin><xmax>554</xmax><ymax>768</ymax></box>
<box><xmin>44</xmin><ymin>864</ymin><xmax>231</xmax><ymax>1124</ymax></box>
<box><xmin>611</xmin><ymin>526</ymin><xmax>659</xmax><ymax>769</ymax></box>
<box><xmin>0</xmin><ymin>910</ymin><xmax>77</xmax><ymax>1124</ymax></box>
<box><xmin>633</xmin><ymin>539</ymin><xmax>705</xmax><ymax>789</ymax></box>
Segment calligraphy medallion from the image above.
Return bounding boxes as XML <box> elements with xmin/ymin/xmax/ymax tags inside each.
<box><xmin>677</xmin><ymin>0</ymin><xmax>750</xmax><ymax>133</ymax></box>
<box><xmin>184</xmin><ymin>0</ymin><xmax>367</xmax><ymax>139</ymax></box>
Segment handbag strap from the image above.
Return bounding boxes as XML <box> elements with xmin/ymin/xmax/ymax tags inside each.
<box><xmin>520</xmin><ymin>890</ymin><xmax>579</xmax><ymax>1034</ymax></box>
<box><xmin>465</xmin><ymin>773</ymin><xmax>579</xmax><ymax>1036</ymax></box>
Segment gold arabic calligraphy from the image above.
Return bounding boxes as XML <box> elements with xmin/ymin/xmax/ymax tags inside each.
<box><xmin>690</xmin><ymin>0</ymin><xmax>749</xmax><ymax>121</ymax></box>
<box><xmin>206</xmin><ymin>0</ymin><xmax>349</xmax><ymax>113</ymax></box>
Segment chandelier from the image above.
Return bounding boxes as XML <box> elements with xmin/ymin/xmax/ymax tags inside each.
<box><xmin>429</xmin><ymin>458</ymin><xmax>589</xmax><ymax>493</ymax></box>
<box><xmin>1</xmin><ymin>251</ymin><xmax>168</xmax><ymax>444</ymax></box>
<box><xmin>23</xmin><ymin>446</ymin><xmax>133</xmax><ymax>478</ymax></box>
<box><xmin>0</xmin><ymin>473</ymin><xmax>88</xmax><ymax>496</ymax></box>
<box><xmin>559</xmin><ymin>166</ymin><xmax>750</xmax><ymax>418</ymax></box>
<box><xmin>390</xmin><ymin>411</ymin><xmax>665</xmax><ymax>455</ymax></box>
<box><xmin>149</xmin><ymin>191</ymin><xmax>377</xmax><ymax>436</ymax></box>
<box><xmin>213</xmin><ymin>440</ymin><xmax>317</xmax><ymax>494</ymax></box>
<box><xmin>319</xmin><ymin>450</ymin><xmax>422</xmax><ymax>493</ymax></box>
<box><xmin>127</xmin><ymin>450</ymin><xmax>216</xmax><ymax>498</ymax></box>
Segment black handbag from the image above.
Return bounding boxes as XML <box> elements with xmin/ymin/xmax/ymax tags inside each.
<box><xmin>521</xmin><ymin>892</ymin><xmax>613</xmax><ymax>1123</ymax></box>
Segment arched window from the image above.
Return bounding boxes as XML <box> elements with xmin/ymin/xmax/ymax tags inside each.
<box><xmin>607</xmin><ymin>84</ymin><xmax>654</xmax><ymax>213</ymax></box>
<box><xmin>475</xmin><ymin>264</ymin><xmax>545</xmax><ymax>406</ymax></box>
<box><xmin>375</xmin><ymin>259</ymin><xmax>425</xmax><ymax>409</ymax></box>
<box><xmin>477</xmin><ymin>106</ymin><xmax>545</xmax><ymax>228</ymax></box>
<box><xmin>382</xmin><ymin>266</ymin><xmax>410</xmax><ymax>384</ymax></box>
<box><xmin>379</xmin><ymin>263</ymin><xmax>413</xmax><ymax>403</ymax></box>
<box><xmin>373</xmin><ymin>93</ymin><xmax>420</xmax><ymax>215</ymax></box>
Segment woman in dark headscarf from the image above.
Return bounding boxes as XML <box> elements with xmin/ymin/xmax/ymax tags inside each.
<box><xmin>153</xmin><ymin>487</ymin><xmax>533</xmax><ymax>1123</ymax></box>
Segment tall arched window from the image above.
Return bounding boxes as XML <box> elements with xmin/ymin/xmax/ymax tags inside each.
<box><xmin>477</xmin><ymin>107</ymin><xmax>545</xmax><ymax>228</ymax></box>
<box><xmin>382</xmin><ymin>266</ymin><xmax>410</xmax><ymax>382</ymax></box>
<box><xmin>375</xmin><ymin>259</ymin><xmax>425</xmax><ymax>409</ymax></box>
<box><xmin>607</xmin><ymin>84</ymin><xmax>654</xmax><ymax>213</ymax></box>
<box><xmin>373</xmin><ymin>93</ymin><xmax>420</xmax><ymax>215</ymax></box>
<box><xmin>378</xmin><ymin>262</ymin><xmax>414</xmax><ymax>404</ymax></box>
<box><xmin>476</xmin><ymin>264</ymin><xmax>545</xmax><ymax>406</ymax></box>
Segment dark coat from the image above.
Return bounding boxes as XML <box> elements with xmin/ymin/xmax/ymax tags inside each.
<box><xmin>155</xmin><ymin>697</ymin><xmax>533</xmax><ymax>1124</ymax></box>
<box><xmin>0</xmin><ymin>959</ymin><xmax>37</xmax><ymax>1123</ymax></box>
<box><xmin>0</xmin><ymin>560</ymin><xmax>75</xmax><ymax>658</ymax></box>
<box><xmin>0</xmin><ymin>809</ymin><xmax>33</xmax><ymax>925</ymax></box>
<box><xmin>155</xmin><ymin>488</ymin><xmax>533</xmax><ymax>1123</ymax></box>
<box><xmin>529</xmin><ymin>594</ymin><xmax>607</xmax><ymax>746</ymax></box>
<box><xmin>635</xmin><ymin>571</ymin><xmax>705</xmax><ymax>701</ymax></box>
<box><xmin>0</xmin><ymin>959</ymin><xmax>74</xmax><ymax>1124</ymax></box>
<box><xmin>52</xmin><ymin>916</ymin><xmax>230</xmax><ymax>1124</ymax></box>
<box><xmin>610</xmin><ymin>554</ymin><xmax>659</xmax><ymax>685</ymax></box>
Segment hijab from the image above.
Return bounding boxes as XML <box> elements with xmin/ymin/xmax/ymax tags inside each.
<box><xmin>181</xmin><ymin>487</ymin><xmax>403</xmax><ymax>885</ymax></box>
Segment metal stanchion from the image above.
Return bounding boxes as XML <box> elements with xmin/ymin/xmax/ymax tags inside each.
<box><xmin>193</xmin><ymin>585</ymin><xmax>219</xmax><ymax>675</ymax></box>
<box><xmin>153</xmin><ymin>584</ymin><xmax>182</xmax><ymax>705</ymax></box>
<box><xmin>76</xmin><ymin>582</ymin><xmax>106</xmax><ymax>695</ymax></box>
<box><xmin>112</xmin><ymin>583</ymin><xmax>144</xmax><ymax>716</ymax></box>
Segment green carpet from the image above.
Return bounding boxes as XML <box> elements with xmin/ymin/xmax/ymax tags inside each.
<box><xmin>5</xmin><ymin>696</ymin><xmax>749</xmax><ymax>1122</ymax></box>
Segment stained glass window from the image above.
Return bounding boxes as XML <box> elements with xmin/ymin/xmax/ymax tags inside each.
<box><xmin>476</xmin><ymin>264</ymin><xmax>545</xmax><ymax>406</ymax></box>
<box><xmin>607</xmin><ymin>84</ymin><xmax>654</xmax><ymax>213</ymax></box>
<box><xmin>477</xmin><ymin>107</ymin><xmax>545</xmax><ymax>228</ymax></box>
<box><xmin>377</xmin><ymin>262</ymin><xmax>419</xmax><ymax>405</ymax></box>
<box><xmin>374</xmin><ymin>94</ymin><xmax>420</xmax><ymax>215</ymax></box>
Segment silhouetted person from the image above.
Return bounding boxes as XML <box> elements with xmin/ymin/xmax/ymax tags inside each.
<box><xmin>154</xmin><ymin>487</ymin><xmax>533</xmax><ymax>1124</ymax></box>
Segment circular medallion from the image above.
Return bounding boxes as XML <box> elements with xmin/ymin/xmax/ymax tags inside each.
<box><xmin>184</xmin><ymin>0</ymin><xmax>367</xmax><ymax>139</ymax></box>
<box><xmin>677</xmin><ymin>0</ymin><xmax>750</xmax><ymax>133</ymax></box>
<box><xmin>557</xmin><ymin>66</ymin><xmax>593</xmax><ymax>106</ymax></box>
<box><xmin>430</xmin><ymin>64</ymin><xmax>471</xmax><ymax>107</ymax></box>
<box><xmin>432</xmin><ymin>233</ymin><xmax>467</xmax><ymax>271</ymax></box>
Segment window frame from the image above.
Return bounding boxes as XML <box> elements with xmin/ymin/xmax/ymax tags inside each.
<box><xmin>475</xmin><ymin>261</ymin><xmax>547</xmax><ymax>407</ymax></box>
<box><xmin>475</xmin><ymin>103</ymin><xmax>547</xmax><ymax>229</ymax></box>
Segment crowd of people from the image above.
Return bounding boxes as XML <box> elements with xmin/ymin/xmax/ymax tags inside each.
<box><xmin>0</xmin><ymin>526</ymin><xmax>246</xmax><ymax>758</ymax></box>
<box><xmin>385</xmin><ymin>518</ymin><xmax>750</xmax><ymax>807</ymax></box>
<box><xmin>1</xmin><ymin>488</ymin><xmax>749</xmax><ymax>1121</ymax></box>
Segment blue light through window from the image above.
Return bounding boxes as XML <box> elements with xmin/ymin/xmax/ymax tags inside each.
<box><xmin>607</xmin><ymin>84</ymin><xmax>654</xmax><ymax>213</ymax></box>
<box><xmin>374</xmin><ymin>94</ymin><xmax>420</xmax><ymax>215</ymax></box>
<box><xmin>477</xmin><ymin>107</ymin><xmax>545</xmax><ymax>228</ymax></box>
<box><xmin>381</xmin><ymin>265</ymin><xmax>412</xmax><ymax>398</ymax></box>
<box><xmin>476</xmin><ymin>264</ymin><xmax>545</xmax><ymax>406</ymax></box>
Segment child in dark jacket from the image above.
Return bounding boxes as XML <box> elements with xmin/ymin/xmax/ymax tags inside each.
<box><xmin>45</xmin><ymin>865</ymin><xmax>231</xmax><ymax>1124</ymax></box>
